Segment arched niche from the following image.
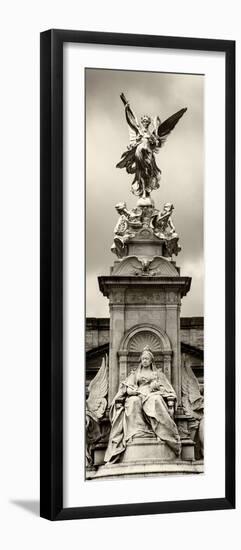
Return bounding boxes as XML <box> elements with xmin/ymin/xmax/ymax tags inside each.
<box><xmin>118</xmin><ymin>324</ymin><xmax>172</xmax><ymax>383</ymax></box>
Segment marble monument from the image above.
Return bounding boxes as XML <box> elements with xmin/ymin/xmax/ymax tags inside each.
<box><xmin>86</xmin><ymin>94</ymin><xmax>204</xmax><ymax>479</ymax></box>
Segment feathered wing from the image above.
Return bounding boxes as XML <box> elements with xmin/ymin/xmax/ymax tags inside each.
<box><xmin>128</xmin><ymin>127</ymin><xmax>138</xmax><ymax>146</ymax></box>
<box><xmin>148</xmin><ymin>257</ymin><xmax>165</xmax><ymax>274</ymax></box>
<box><xmin>114</xmin><ymin>257</ymin><xmax>143</xmax><ymax>275</ymax></box>
<box><xmin>153</xmin><ymin>116</ymin><xmax>161</xmax><ymax>135</ymax></box>
<box><xmin>156</xmin><ymin>107</ymin><xmax>187</xmax><ymax>147</ymax></box>
<box><xmin>86</xmin><ymin>355</ymin><xmax>108</xmax><ymax>419</ymax></box>
<box><xmin>181</xmin><ymin>363</ymin><xmax>204</xmax><ymax>415</ymax></box>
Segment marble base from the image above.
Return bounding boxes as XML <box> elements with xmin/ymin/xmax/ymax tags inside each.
<box><xmin>86</xmin><ymin>460</ymin><xmax>204</xmax><ymax>480</ymax></box>
<box><xmin>93</xmin><ymin>436</ymin><xmax>195</xmax><ymax>466</ymax></box>
<box><xmin>120</xmin><ymin>437</ymin><xmax>176</xmax><ymax>463</ymax></box>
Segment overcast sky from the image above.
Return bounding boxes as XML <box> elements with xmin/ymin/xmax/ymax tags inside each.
<box><xmin>86</xmin><ymin>68</ymin><xmax>204</xmax><ymax>318</ymax></box>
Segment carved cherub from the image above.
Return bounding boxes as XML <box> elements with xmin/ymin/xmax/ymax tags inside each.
<box><xmin>151</xmin><ymin>203</ymin><xmax>181</xmax><ymax>257</ymax></box>
<box><xmin>111</xmin><ymin>201</ymin><xmax>142</xmax><ymax>258</ymax></box>
<box><xmin>151</xmin><ymin>203</ymin><xmax>176</xmax><ymax>239</ymax></box>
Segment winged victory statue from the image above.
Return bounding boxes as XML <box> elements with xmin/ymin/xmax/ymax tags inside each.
<box><xmin>116</xmin><ymin>93</ymin><xmax>187</xmax><ymax>199</ymax></box>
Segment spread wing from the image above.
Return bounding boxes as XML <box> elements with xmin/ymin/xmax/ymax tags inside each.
<box><xmin>128</xmin><ymin>127</ymin><xmax>138</xmax><ymax>146</ymax></box>
<box><xmin>148</xmin><ymin>257</ymin><xmax>165</xmax><ymax>272</ymax></box>
<box><xmin>182</xmin><ymin>363</ymin><xmax>204</xmax><ymax>412</ymax></box>
<box><xmin>86</xmin><ymin>355</ymin><xmax>108</xmax><ymax>419</ymax></box>
<box><xmin>156</xmin><ymin>107</ymin><xmax>187</xmax><ymax>147</ymax></box>
<box><xmin>114</xmin><ymin>257</ymin><xmax>143</xmax><ymax>275</ymax></box>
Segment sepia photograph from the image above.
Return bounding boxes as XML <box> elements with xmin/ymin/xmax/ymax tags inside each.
<box><xmin>40</xmin><ymin>29</ymin><xmax>235</xmax><ymax>520</ymax></box>
<box><xmin>85</xmin><ymin>68</ymin><xmax>204</xmax><ymax>480</ymax></box>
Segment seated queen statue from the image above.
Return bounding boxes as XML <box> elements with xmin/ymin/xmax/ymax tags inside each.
<box><xmin>104</xmin><ymin>346</ymin><xmax>181</xmax><ymax>463</ymax></box>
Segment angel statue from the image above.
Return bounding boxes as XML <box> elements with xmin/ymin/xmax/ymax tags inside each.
<box><xmin>116</xmin><ymin>93</ymin><xmax>187</xmax><ymax>198</ymax></box>
<box><xmin>86</xmin><ymin>355</ymin><xmax>109</xmax><ymax>466</ymax></box>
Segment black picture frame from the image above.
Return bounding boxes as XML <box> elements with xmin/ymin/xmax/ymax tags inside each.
<box><xmin>40</xmin><ymin>29</ymin><xmax>235</xmax><ymax>521</ymax></box>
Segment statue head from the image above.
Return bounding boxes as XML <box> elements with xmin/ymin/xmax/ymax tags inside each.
<box><xmin>115</xmin><ymin>202</ymin><xmax>127</xmax><ymax>215</ymax></box>
<box><xmin>140</xmin><ymin>345</ymin><xmax>154</xmax><ymax>368</ymax></box>
<box><xmin>141</xmin><ymin>115</ymin><xmax>151</xmax><ymax>129</ymax></box>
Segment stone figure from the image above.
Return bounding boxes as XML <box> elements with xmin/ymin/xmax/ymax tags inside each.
<box><xmin>111</xmin><ymin>199</ymin><xmax>181</xmax><ymax>259</ymax></box>
<box><xmin>151</xmin><ymin>202</ymin><xmax>181</xmax><ymax>257</ymax></box>
<box><xmin>104</xmin><ymin>346</ymin><xmax>181</xmax><ymax>463</ymax></box>
<box><xmin>111</xmin><ymin>201</ymin><xmax>142</xmax><ymax>258</ymax></box>
<box><xmin>181</xmin><ymin>361</ymin><xmax>204</xmax><ymax>458</ymax></box>
<box><xmin>116</xmin><ymin>92</ymin><xmax>187</xmax><ymax>198</ymax></box>
<box><xmin>151</xmin><ymin>202</ymin><xmax>175</xmax><ymax>238</ymax></box>
<box><xmin>86</xmin><ymin>356</ymin><xmax>108</xmax><ymax>465</ymax></box>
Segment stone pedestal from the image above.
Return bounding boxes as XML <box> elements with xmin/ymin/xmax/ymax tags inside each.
<box><xmin>175</xmin><ymin>412</ymin><xmax>196</xmax><ymax>461</ymax></box>
<box><xmin>120</xmin><ymin>437</ymin><xmax>176</xmax><ymax>463</ymax></box>
<box><xmin>127</xmin><ymin>231</ymin><xmax>164</xmax><ymax>257</ymax></box>
<box><xmin>94</xmin><ymin>215</ymin><xmax>200</xmax><ymax>476</ymax></box>
<box><xmin>98</xmin><ymin>273</ymin><xmax>191</xmax><ymax>405</ymax></box>
<box><xmin>88</xmin><ymin>461</ymin><xmax>204</xmax><ymax>480</ymax></box>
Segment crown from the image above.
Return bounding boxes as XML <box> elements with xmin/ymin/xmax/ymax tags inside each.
<box><xmin>141</xmin><ymin>345</ymin><xmax>154</xmax><ymax>359</ymax></box>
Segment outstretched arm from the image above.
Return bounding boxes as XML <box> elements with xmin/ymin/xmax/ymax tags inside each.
<box><xmin>120</xmin><ymin>92</ymin><xmax>140</xmax><ymax>135</ymax></box>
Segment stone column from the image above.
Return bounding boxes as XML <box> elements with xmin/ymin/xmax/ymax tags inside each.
<box><xmin>165</xmin><ymin>295</ymin><xmax>182</xmax><ymax>407</ymax></box>
<box><xmin>108</xmin><ymin>289</ymin><xmax>125</xmax><ymax>404</ymax></box>
<box><xmin>117</xmin><ymin>350</ymin><xmax>128</xmax><ymax>383</ymax></box>
<box><xmin>163</xmin><ymin>352</ymin><xmax>172</xmax><ymax>381</ymax></box>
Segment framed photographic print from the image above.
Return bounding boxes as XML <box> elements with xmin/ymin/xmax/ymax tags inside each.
<box><xmin>40</xmin><ymin>29</ymin><xmax>235</xmax><ymax>520</ymax></box>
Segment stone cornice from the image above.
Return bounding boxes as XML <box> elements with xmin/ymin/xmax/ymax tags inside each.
<box><xmin>98</xmin><ymin>275</ymin><xmax>191</xmax><ymax>298</ymax></box>
<box><xmin>86</xmin><ymin>316</ymin><xmax>204</xmax><ymax>330</ymax></box>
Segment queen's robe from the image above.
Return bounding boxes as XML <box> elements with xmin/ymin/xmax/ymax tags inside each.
<box><xmin>104</xmin><ymin>365</ymin><xmax>181</xmax><ymax>463</ymax></box>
